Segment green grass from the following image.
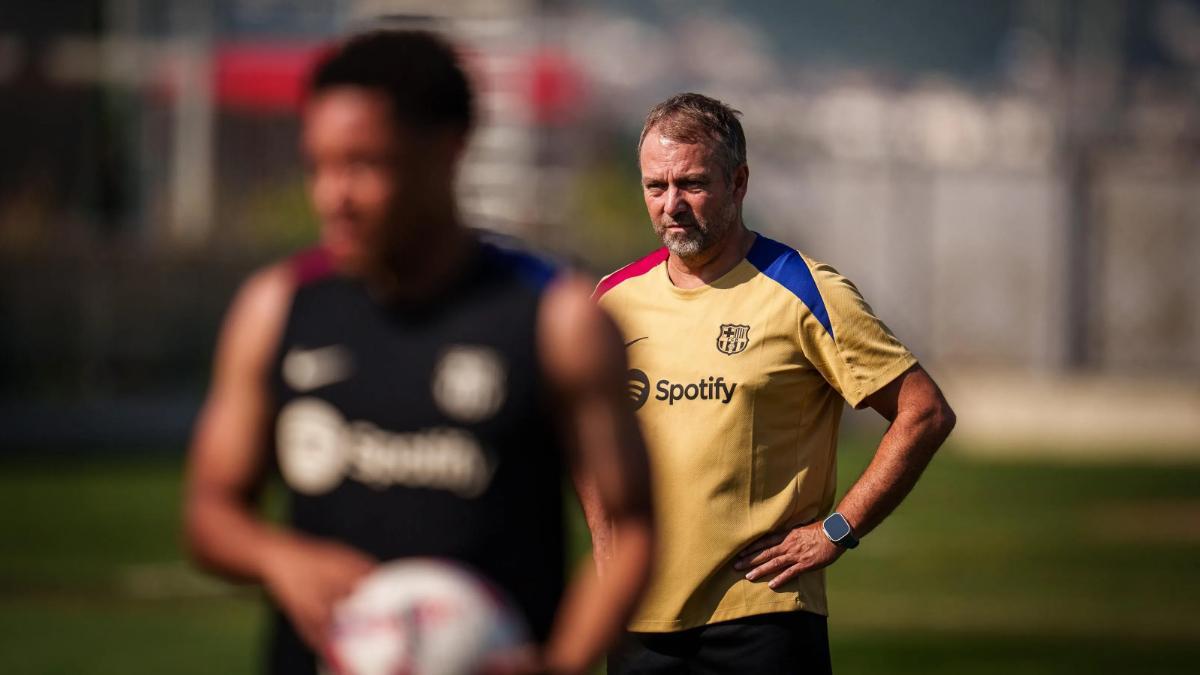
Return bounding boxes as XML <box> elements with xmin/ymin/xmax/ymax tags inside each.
<box><xmin>827</xmin><ymin>439</ymin><xmax>1200</xmax><ymax>673</ymax></box>
<box><xmin>1</xmin><ymin>442</ymin><xmax>1197</xmax><ymax>674</ymax></box>
<box><xmin>0</xmin><ymin>458</ymin><xmax>263</xmax><ymax>674</ymax></box>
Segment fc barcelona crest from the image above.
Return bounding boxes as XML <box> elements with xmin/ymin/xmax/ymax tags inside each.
<box><xmin>716</xmin><ymin>324</ymin><xmax>751</xmax><ymax>355</ymax></box>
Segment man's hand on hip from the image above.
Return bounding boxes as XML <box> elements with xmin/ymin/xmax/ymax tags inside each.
<box><xmin>733</xmin><ymin>523</ymin><xmax>843</xmax><ymax>590</ymax></box>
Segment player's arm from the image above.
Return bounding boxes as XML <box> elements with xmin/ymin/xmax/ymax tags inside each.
<box><xmin>830</xmin><ymin>364</ymin><xmax>954</xmax><ymax>537</ymax></box>
<box><xmin>569</xmin><ymin>294</ymin><xmax>619</xmax><ymax>577</ymax></box>
<box><xmin>570</xmin><ymin>443</ymin><xmax>615</xmax><ymax>577</ymax></box>
<box><xmin>736</xmin><ymin>364</ymin><xmax>954</xmax><ymax>587</ymax></box>
<box><xmin>182</xmin><ymin>264</ymin><xmax>375</xmax><ymax>648</ymax></box>
<box><xmin>538</xmin><ymin>274</ymin><xmax>655</xmax><ymax>675</ymax></box>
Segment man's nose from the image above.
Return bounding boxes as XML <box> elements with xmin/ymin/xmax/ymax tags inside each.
<box><xmin>664</xmin><ymin>186</ymin><xmax>688</xmax><ymax>216</ymax></box>
<box><xmin>314</xmin><ymin>168</ymin><xmax>351</xmax><ymax>206</ymax></box>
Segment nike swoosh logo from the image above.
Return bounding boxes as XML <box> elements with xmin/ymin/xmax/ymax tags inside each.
<box><xmin>282</xmin><ymin>345</ymin><xmax>354</xmax><ymax>392</ymax></box>
<box><xmin>624</xmin><ymin>337</ymin><xmax>649</xmax><ymax>347</ymax></box>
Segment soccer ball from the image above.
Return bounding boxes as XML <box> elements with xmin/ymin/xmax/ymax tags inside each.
<box><xmin>326</xmin><ymin>559</ymin><xmax>530</xmax><ymax>675</ymax></box>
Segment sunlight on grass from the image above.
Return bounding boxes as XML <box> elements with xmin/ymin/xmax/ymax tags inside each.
<box><xmin>1</xmin><ymin>442</ymin><xmax>1197</xmax><ymax>674</ymax></box>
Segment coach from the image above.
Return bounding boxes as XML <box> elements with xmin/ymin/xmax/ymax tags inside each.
<box><xmin>586</xmin><ymin>93</ymin><xmax>956</xmax><ymax>673</ymax></box>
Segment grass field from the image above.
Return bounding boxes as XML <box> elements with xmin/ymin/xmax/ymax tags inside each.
<box><xmin>1</xmin><ymin>439</ymin><xmax>1197</xmax><ymax>674</ymax></box>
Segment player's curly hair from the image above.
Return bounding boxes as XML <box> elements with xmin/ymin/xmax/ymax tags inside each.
<box><xmin>308</xmin><ymin>30</ymin><xmax>474</xmax><ymax>135</ymax></box>
<box><xmin>638</xmin><ymin>93</ymin><xmax>746</xmax><ymax>177</ymax></box>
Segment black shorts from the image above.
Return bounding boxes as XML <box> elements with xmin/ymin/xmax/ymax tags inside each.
<box><xmin>607</xmin><ymin>611</ymin><xmax>831</xmax><ymax>675</ymax></box>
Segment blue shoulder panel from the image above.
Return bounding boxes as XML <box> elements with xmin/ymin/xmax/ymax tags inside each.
<box><xmin>480</xmin><ymin>236</ymin><xmax>559</xmax><ymax>291</ymax></box>
<box><xmin>745</xmin><ymin>234</ymin><xmax>834</xmax><ymax>339</ymax></box>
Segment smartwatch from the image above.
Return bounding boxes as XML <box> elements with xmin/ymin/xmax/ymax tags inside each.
<box><xmin>822</xmin><ymin>512</ymin><xmax>859</xmax><ymax>549</ymax></box>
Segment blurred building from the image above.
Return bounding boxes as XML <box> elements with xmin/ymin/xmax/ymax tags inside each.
<box><xmin>557</xmin><ymin>0</ymin><xmax>1200</xmax><ymax>452</ymax></box>
<box><xmin>0</xmin><ymin>0</ymin><xmax>575</xmax><ymax>445</ymax></box>
<box><xmin>1</xmin><ymin>0</ymin><xmax>1198</xmax><ymax>451</ymax></box>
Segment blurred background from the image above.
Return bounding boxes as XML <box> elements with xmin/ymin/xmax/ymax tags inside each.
<box><xmin>1</xmin><ymin>0</ymin><xmax>1197</xmax><ymax>673</ymax></box>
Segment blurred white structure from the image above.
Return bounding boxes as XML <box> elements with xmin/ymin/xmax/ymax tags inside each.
<box><xmin>3</xmin><ymin>0</ymin><xmax>1196</xmax><ymax>454</ymax></box>
<box><xmin>562</xmin><ymin>7</ymin><xmax>1200</xmax><ymax>454</ymax></box>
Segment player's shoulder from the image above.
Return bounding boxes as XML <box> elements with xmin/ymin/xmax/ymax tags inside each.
<box><xmin>214</xmin><ymin>250</ymin><xmax>318</xmax><ymax>366</ymax></box>
<box><xmin>744</xmin><ymin>232</ymin><xmax>824</xmax><ymax>279</ymax></box>
<box><xmin>541</xmin><ymin>273</ymin><xmax>606</xmax><ymax>332</ymax></box>
<box><xmin>746</xmin><ymin>234</ymin><xmax>852</xmax><ymax>290</ymax></box>
<box><xmin>229</xmin><ymin>246</ymin><xmax>333</xmax><ymax>326</ymax></box>
<box><xmin>476</xmin><ymin>230</ymin><xmax>561</xmax><ymax>291</ymax></box>
<box><xmin>591</xmin><ymin>247</ymin><xmax>670</xmax><ymax>301</ymax></box>
<box><xmin>744</xmin><ymin>233</ymin><xmax>837</xmax><ymax>336</ymax></box>
<box><xmin>539</xmin><ymin>270</ymin><xmax>624</xmax><ymax>387</ymax></box>
<box><xmin>238</xmin><ymin>258</ymin><xmax>298</xmax><ymax>310</ymax></box>
<box><xmin>286</xmin><ymin>245</ymin><xmax>337</xmax><ymax>288</ymax></box>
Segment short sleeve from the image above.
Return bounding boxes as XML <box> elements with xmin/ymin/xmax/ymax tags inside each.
<box><xmin>797</xmin><ymin>256</ymin><xmax>918</xmax><ymax>408</ymax></box>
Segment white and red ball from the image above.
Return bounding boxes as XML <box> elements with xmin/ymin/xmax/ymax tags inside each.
<box><xmin>326</xmin><ymin>559</ymin><xmax>530</xmax><ymax>675</ymax></box>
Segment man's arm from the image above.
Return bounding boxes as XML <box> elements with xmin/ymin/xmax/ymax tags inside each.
<box><xmin>829</xmin><ymin>365</ymin><xmax>955</xmax><ymax>537</ymax></box>
<box><xmin>538</xmin><ymin>274</ymin><xmax>655</xmax><ymax>675</ymax></box>
<box><xmin>571</xmin><ymin>452</ymin><xmax>616</xmax><ymax>577</ymax></box>
<box><xmin>182</xmin><ymin>264</ymin><xmax>375</xmax><ymax>648</ymax></box>
<box><xmin>735</xmin><ymin>365</ymin><xmax>955</xmax><ymax>588</ymax></box>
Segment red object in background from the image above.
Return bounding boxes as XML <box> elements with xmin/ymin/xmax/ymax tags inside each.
<box><xmin>189</xmin><ymin>41</ymin><xmax>584</xmax><ymax>122</ymax></box>
<box><xmin>457</xmin><ymin>45</ymin><xmax>587</xmax><ymax>126</ymax></box>
<box><xmin>526</xmin><ymin>48</ymin><xmax>585</xmax><ymax>125</ymax></box>
<box><xmin>214</xmin><ymin>42</ymin><xmax>327</xmax><ymax>113</ymax></box>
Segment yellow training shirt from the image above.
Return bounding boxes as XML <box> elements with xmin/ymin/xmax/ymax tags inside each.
<box><xmin>594</xmin><ymin>232</ymin><xmax>917</xmax><ymax>632</ymax></box>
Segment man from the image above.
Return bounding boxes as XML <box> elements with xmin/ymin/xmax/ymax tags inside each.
<box><xmin>588</xmin><ymin>93</ymin><xmax>956</xmax><ymax>673</ymax></box>
<box><xmin>183</xmin><ymin>31</ymin><xmax>654</xmax><ymax>675</ymax></box>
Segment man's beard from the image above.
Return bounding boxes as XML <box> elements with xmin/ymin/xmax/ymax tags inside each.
<box><xmin>654</xmin><ymin>201</ymin><xmax>737</xmax><ymax>259</ymax></box>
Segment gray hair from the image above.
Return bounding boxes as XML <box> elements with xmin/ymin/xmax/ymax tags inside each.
<box><xmin>637</xmin><ymin>93</ymin><xmax>746</xmax><ymax>177</ymax></box>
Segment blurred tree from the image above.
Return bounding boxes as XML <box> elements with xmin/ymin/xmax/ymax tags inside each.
<box><xmin>232</xmin><ymin>176</ymin><xmax>319</xmax><ymax>252</ymax></box>
<box><xmin>568</xmin><ymin>150</ymin><xmax>661</xmax><ymax>272</ymax></box>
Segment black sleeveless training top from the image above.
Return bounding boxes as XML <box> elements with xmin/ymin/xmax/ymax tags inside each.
<box><xmin>266</xmin><ymin>237</ymin><xmax>566</xmax><ymax>674</ymax></box>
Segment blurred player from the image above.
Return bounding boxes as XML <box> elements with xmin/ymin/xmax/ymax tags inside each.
<box><xmin>587</xmin><ymin>93</ymin><xmax>956</xmax><ymax>673</ymax></box>
<box><xmin>183</xmin><ymin>31</ymin><xmax>653</xmax><ymax>675</ymax></box>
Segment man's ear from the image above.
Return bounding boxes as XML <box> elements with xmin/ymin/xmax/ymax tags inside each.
<box><xmin>732</xmin><ymin>163</ymin><xmax>749</xmax><ymax>202</ymax></box>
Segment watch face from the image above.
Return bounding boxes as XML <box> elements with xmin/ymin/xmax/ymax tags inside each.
<box><xmin>825</xmin><ymin>514</ymin><xmax>851</xmax><ymax>540</ymax></box>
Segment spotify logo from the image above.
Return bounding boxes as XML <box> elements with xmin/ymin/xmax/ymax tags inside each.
<box><xmin>627</xmin><ymin>369</ymin><xmax>651</xmax><ymax>410</ymax></box>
